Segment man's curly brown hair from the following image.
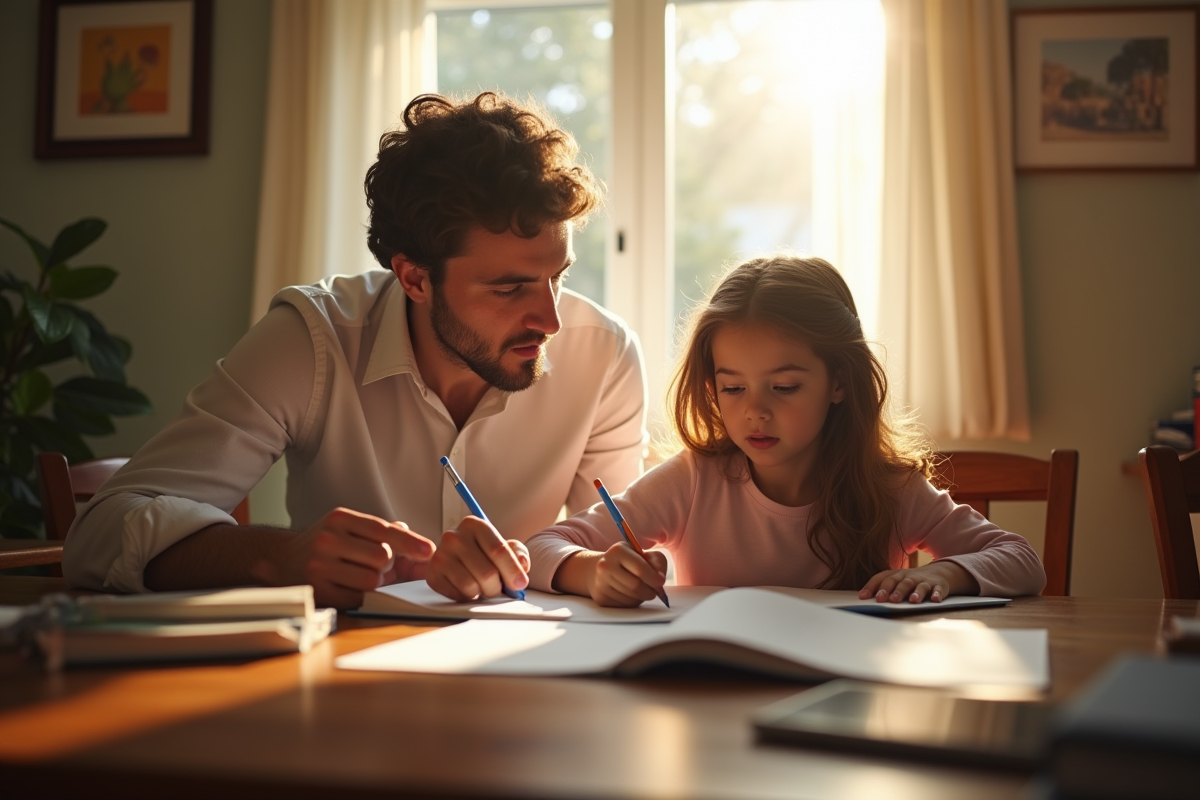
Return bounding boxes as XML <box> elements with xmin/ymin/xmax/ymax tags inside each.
<box><xmin>365</xmin><ymin>92</ymin><xmax>602</xmax><ymax>284</ymax></box>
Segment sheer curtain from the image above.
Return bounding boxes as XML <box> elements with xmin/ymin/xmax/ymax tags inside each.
<box><xmin>251</xmin><ymin>0</ymin><xmax>427</xmax><ymax>324</ymax></box>
<box><xmin>879</xmin><ymin>0</ymin><xmax>1030</xmax><ymax>440</ymax></box>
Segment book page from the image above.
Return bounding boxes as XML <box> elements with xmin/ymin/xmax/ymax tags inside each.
<box><xmin>356</xmin><ymin>581</ymin><xmax>723</xmax><ymax>623</ymax></box>
<box><xmin>337</xmin><ymin>588</ymin><xmax>1048</xmax><ymax>690</ymax></box>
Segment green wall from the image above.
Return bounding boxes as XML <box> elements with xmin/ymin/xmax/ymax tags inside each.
<box><xmin>0</xmin><ymin>0</ymin><xmax>281</xmax><ymax>523</ymax></box>
<box><xmin>2</xmin><ymin>0</ymin><xmax>1196</xmax><ymax>596</ymax></box>
<box><xmin>951</xmin><ymin>0</ymin><xmax>1200</xmax><ymax>597</ymax></box>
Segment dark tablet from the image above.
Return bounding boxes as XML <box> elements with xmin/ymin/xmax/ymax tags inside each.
<box><xmin>752</xmin><ymin>679</ymin><xmax>1055</xmax><ymax>771</ymax></box>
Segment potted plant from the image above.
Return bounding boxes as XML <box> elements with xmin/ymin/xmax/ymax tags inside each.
<box><xmin>0</xmin><ymin>216</ymin><xmax>152</xmax><ymax>539</ymax></box>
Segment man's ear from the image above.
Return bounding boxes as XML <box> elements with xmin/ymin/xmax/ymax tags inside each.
<box><xmin>392</xmin><ymin>254</ymin><xmax>431</xmax><ymax>303</ymax></box>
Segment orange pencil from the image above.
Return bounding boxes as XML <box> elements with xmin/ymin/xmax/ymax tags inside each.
<box><xmin>593</xmin><ymin>478</ymin><xmax>670</xmax><ymax>608</ymax></box>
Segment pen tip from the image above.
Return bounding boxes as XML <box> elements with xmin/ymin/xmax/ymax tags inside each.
<box><xmin>594</xmin><ymin>478</ymin><xmax>603</xmax><ymax>489</ymax></box>
<box><xmin>440</xmin><ymin>456</ymin><xmax>450</xmax><ymax>466</ymax></box>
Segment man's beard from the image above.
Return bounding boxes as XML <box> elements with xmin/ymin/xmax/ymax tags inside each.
<box><xmin>429</xmin><ymin>287</ymin><xmax>547</xmax><ymax>392</ymax></box>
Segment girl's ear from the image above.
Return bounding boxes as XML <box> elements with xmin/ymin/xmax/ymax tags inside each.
<box><xmin>830</xmin><ymin>374</ymin><xmax>846</xmax><ymax>405</ymax></box>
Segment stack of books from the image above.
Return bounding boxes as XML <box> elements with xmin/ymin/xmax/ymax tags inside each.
<box><xmin>1150</xmin><ymin>409</ymin><xmax>1194</xmax><ymax>452</ymax></box>
<box><xmin>4</xmin><ymin>585</ymin><xmax>334</xmax><ymax>671</ymax></box>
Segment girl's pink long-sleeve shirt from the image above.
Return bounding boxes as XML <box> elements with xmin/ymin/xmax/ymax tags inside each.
<box><xmin>525</xmin><ymin>449</ymin><xmax>1047</xmax><ymax>597</ymax></box>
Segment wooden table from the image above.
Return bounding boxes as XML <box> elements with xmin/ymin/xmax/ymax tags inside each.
<box><xmin>1</xmin><ymin>575</ymin><xmax>1196</xmax><ymax>800</ymax></box>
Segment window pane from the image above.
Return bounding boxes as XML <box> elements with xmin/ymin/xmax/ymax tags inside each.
<box><xmin>434</xmin><ymin>5</ymin><xmax>612</xmax><ymax>305</ymax></box>
<box><xmin>673</xmin><ymin>0</ymin><xmax>884</xmax><ymax>330</ymax></box>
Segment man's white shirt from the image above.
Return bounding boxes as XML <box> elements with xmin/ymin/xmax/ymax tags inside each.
<box><xmin>63</xmin><ymin>270</ymin><xmax>648</xmax><ymax>593</ymax></box>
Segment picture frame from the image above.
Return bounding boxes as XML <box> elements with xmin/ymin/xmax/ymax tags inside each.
<box><xmin>35</xmin><ymin>0</ymin><xmax>213</xmax><ymax>159</ymax></box>
<box><xmin>1012</xmin><ymin>5</ymin><xmax>1200</xmax><ymax>172</ymax></box>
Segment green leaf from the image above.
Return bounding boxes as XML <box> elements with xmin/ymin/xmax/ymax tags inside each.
<box><xmin>46</xmin><ymin>218</ymin><xmax>106</xmax><ymax>270</ymax></box>
<box><xmin>60</xmin><ymin>306</ymin><xmax>126</xmax><ymax>380</ymax></box>
<box><xmin>10</xmin><ymin>370</ymin><xmax>53</xmax><ymax>416</ymax></box>
<box><xmin>55</xmin><ymin>376</ymin><xmax>152</xmax><ymax>417</ymax></box>
<box><xmin>13</xmin><ymin>337</ymin><xmax>73</xmax><ymax>373</ymax></box>
<box><xmin>112</xmin><ymin>334</ymin><xmax>132</xmax><ymax>365</ymax></box>
<box><xmin>22</xmin><ymin>287</ymin><xmax>73</xmax><ymax>344</ymax></box>
<box><xmin>48</xmin><ymin>264</ymin><xmax>117</xmax><ymax>300</ymax></box>
<box><xmin>13</xmin><ymin>416</ymin><xmax>93</xmax><ymax>463</ymax></box>
<box><xmin>0</xmin><ymin>217</ymin><xmax>50</xmax><ymax>270</ymax></box>
<box><xmin>86</xmin><ymin>331</ymin><xmax>127</xmax><ymax>382</ymax></box>
<box><xmin>53</xmin><ymin>399</ymin><xmax>116</xmax><ymax>436</ymax></box>
<box><xmin>68</xmin><ymin>312</ymin><xmax>92</xmax><ymax>363</ymax></box>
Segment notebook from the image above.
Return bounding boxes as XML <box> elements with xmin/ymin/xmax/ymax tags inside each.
<box><xmin>355</xmin><ymin>580</ymin><xmax>1011</xmax><ymax>623</ymax></box>
<box><xmin>1043</xmin><ymin>655</ymin><xmax>1200</xmax><ymax>800</ymax></box>
<box><xmin>337</xmin><ymin>587</ymin><xmax>1048</xmax><ymax>689</ymax></box>
<box><xmin>10</xmin><ymin>585</ymin><xmax>333</xmax><ymax>671</ymax></box>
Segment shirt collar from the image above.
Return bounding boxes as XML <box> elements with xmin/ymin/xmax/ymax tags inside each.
<box><xmin>362</xmin><ymin>279</ymin><xmax>421</xmax><ymax>386</ymax></box>
<box><xmin>360</xmin><ymin>279</ymin><xmax>557</xmax><ymax>392</ymax></box>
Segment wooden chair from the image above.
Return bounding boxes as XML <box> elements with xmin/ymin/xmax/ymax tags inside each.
<box><xmin>1138</xmin><ymin>445</ymin><xmax>1200</xmax><ymax>600</ymax></box>
<box><xmin>923</xmin><ymin>450</ymin><xmax>1079</xmax><ymax>596</ymax></box>
<box><xmin>32</xmin><ymin>452</ymin><xmax>251</xmax><ymax>576</ymax></box>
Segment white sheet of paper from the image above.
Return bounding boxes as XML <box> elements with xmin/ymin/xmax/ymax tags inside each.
<box><xmin>357</xmin><ymin>582</ymin><xmax>1009</xmax><ymax>624</ymax></box>
<box><xmin>337</xmin><ymin>587</ymin><xmax>1048</xmax><ymax>690</ymax></box>
<box><xmin>357</xmin><ymin>581</ymin><xmax>723</xmax><ymax>623</ymax></box>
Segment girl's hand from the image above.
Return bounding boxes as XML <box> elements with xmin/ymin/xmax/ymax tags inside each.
<box><xmin>554</xmin><ymin>544</ymin><xmax>668</xmax><ymax>607</ymax></box>
<box><xmin>858</xmin><ymin>561</ymin><xmax>980</xmax><ymax>604</ymax></box>
<box><xmin>590</xmin><ymin>542</ymin><xmax>669</xmax><ymax>607</ymax></box>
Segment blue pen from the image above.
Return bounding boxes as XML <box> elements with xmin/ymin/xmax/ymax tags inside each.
<box><xmin>439</xmin><ymin>456</ymin><xmax>526</xmax><ymax>601</ymax></box>
<box><xmin>594</xmin><ymin>478</ymin><xmax>670</xmax><ymax>608</ymax></box>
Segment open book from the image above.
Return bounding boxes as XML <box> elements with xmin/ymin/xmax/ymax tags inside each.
<box><xmin>338</xmin><ymin>587</ymin><xmax>1048</xmax><ymax>690</ymax></box>
<box><xmin>356</xmin><ymin>580</ymin><xmax>1012</xmax><ymax>624</ymax></box>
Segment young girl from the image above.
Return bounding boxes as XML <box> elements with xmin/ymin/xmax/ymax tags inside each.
<box><xmin>521</xmin><ymin>255</ymin><xmax>1046</xmax><ymax>607</ymax></box>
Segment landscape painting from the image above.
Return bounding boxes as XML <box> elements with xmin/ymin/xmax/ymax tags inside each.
<box><xmin>1041</xmin><ymin>37</ymin><xmax>1169</xmax><ymax>142</ymax></box>
<box><xmin>1013</xmin><ymin>7</ymin><xmax>1197</xmax><ymax>171</ymax></box>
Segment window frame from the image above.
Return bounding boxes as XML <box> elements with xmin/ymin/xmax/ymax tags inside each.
<box><xmin>424</xmin><ymin>0</ymin><xmax>677</xmax><ymax>418</ymax></box>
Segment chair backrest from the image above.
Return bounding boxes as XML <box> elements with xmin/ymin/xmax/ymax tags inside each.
<box><xmin>929</xmin><ymin>450</ymin><xmax>1079</xmax><ymax>596</ymax></box>
<box><xmin>1138</xmin><ymin>445</ymin><xmax>1200</xmax><ymax>600</ymax></box>
<box><xmin>35</xmin><ymin>452</ymin><xmax>251</xmax><ymax>542</ymax></box>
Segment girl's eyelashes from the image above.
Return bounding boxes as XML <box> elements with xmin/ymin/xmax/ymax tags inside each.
<box><xmin>718</xmin><ymin>384</ymin><xmax>800</xmax><ymax>395</ymax></box>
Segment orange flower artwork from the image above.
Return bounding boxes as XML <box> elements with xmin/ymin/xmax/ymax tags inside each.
<box><xmin>78</xmin><ymin>25</ymin><xmax>171</xmax><ymax>115</ymax></box>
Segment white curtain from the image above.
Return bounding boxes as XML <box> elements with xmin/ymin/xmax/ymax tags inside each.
<box><xmin>879</xmin><ymin>0</ymin><xmax>1030</xmax><ymax>441</ymax></box>
<box><xmin>251</xmin><ymin>0</ymin><xmax>427</xmax><ymax>324</ymax></box>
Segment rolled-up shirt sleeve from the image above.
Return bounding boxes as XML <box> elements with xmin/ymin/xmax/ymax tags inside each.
<box><xmin>62</xmin><ymin>305</ymin><xmax>318</xmax><ymax>592</ymax></box>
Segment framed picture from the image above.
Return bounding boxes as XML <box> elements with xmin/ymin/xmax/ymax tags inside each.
<box><xmin>35</xmin><ymin>0</ymin><xmax>213</xmax><ymax>159</ymax></box>
<box><xmin>1012</xmin><ymin>5</ymin><xmax>1199</xmax><ymax>172</ymax></box>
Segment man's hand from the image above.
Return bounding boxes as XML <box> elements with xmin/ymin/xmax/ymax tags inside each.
<box><xmin>426</xmin><ymin>516</ymin><xmax>529</xmax><ymax>601</ymax></box>
<box><xmin>253</xmin><ymin>507</ymin><xmax>435</xmax><ymax>609</ymax></box>
<box><xmin>858</xmin><ymin>560</ymin><xmax>979</xmax><ymax>604</ymax></box>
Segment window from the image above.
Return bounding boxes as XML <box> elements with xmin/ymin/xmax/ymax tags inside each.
<box><xmin>430</xmin><ymin>3</ymin><xmax>612</xmax><ymax>305</ymax></box>
<box><xmin>428</xmin><ymin>0</ymin><xmax>884</xmax><ymax>424</ymax></box>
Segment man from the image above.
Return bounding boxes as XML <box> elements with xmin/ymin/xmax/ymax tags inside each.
<box><xmin>63</xmin><ymin>92</ymin><xmax>648</xmax><ymax>609</ymax></box>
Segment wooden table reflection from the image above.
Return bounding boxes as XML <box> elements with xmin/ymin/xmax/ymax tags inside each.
<box><xmin>1</xmin><ymin>576</ymin><xmax>1195</xmax><ymax>800</ymax></box>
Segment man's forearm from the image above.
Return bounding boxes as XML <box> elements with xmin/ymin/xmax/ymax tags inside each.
<box><xmin>143</xmin><ymin>524</ymin><xmax>296</xmax><ymax>591</ymax></box>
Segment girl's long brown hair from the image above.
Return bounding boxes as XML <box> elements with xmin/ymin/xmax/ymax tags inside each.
<box><xmin>670</xmin><ymin>256</ymin><xmax>933</xmax><ymax>589</ymax></box>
